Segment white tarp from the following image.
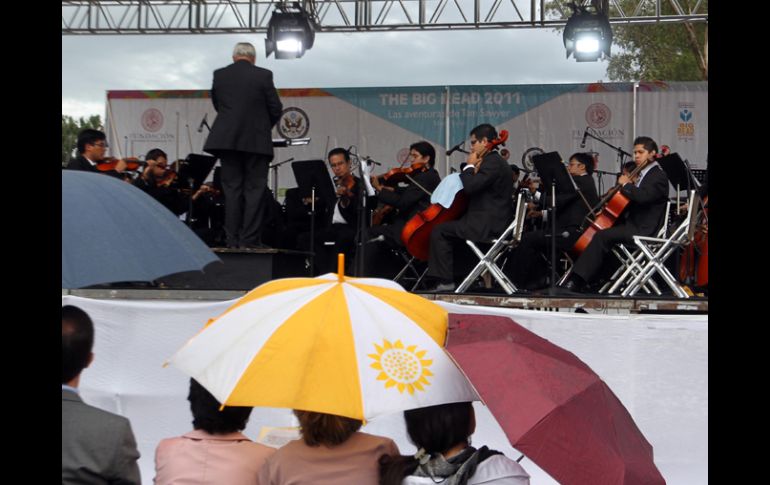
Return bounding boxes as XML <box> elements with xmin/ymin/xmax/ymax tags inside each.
<box><xmin>62</xmin><ymin>295</ymin><xmax>706</xmax><ymax>484</ymax></box>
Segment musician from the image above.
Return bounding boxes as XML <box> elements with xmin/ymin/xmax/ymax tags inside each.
<box><xmin>560</xmin><ymin>136</ymin><xmax>670</xmax><ymax>293</ymax></box>
<box><xmin>508</xmin><ymin>152</ymin><xmax>599</xmax><ymax>291</ymax></box>
<box><xmin>364</xmin><ymin>142</ymin><xmax>441</xmax><ymax>278</ymax></box>
<box><xmin>299</xmin><ymin>148</ymin><xmax>363</xmax><ymax>274</ymax></box>
<box><xmin>422</xmin><ymin>124</ymin><xmax>514</xmax><ymax>292</ymax></box>
<box><xmin>66</xmin><ymin>129</ymin><xmax>127</xmax><ymax>178</ymax></box>
<box><xmin>133</xmin><ymin>148</ymin><xmax>214</xmax><ymax>216</ymax></box>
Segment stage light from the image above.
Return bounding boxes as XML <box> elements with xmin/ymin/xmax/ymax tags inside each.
<box><xmin>563</xmin><ymin>6</ymin><xmax>612</xmax><ymax>62</ymax></box>
<box><xmin>265</xmin><ymin>7</ymin><xmax>316</xmax><ymax>60</ymax></box>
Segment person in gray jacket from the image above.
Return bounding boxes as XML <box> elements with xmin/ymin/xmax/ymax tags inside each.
<box><xmin>62</xmin><ymin>305</ymin><xmax>141</xmax><ymax>485</ymax></box>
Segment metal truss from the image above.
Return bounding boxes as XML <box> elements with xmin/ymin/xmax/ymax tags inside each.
<box><xmin>62</xmin><ymin>1</ymin><xmax>708</xmax><ymax>34</ymax></box>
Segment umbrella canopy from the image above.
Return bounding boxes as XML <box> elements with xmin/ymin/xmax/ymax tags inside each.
<box><xmin>167</xmin><ymin>269</ymin><xmax>478</xmax><ymax>421</ymax></box>
<box><xmin>446</xmin><ymin>313</ymin><xmax>665</xmax><ymax>485</ymax></box>
<box><xmin>62</xmin><ymin>171</ymin><xmax>220</xmax><ymax>288</ymax></box>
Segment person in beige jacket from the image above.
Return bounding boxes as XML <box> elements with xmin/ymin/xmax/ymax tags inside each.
<box><xmin>258</xmin><ymin>410</ymin><xmax>399</xmax><ymax>485</ymax></box>
<box><xmin>154</xmin><ymin>379</ymin><xmax>274</xmax><ymax>485</ymax></box>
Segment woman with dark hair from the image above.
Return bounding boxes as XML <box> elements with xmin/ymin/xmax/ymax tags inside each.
<box><xmin>153</xmin><ymin>379</ymin><xmax>275</xmax><ymax>484</ymax></box>
<box><xmin>258</xmin><ymin>410</ymin><xmax>399</xmax><ymax>484</ymax></box>
<box><xmin>380</xmin><ymin>402</ymin><xmax>529</xmax><ymax>485</ymax></box>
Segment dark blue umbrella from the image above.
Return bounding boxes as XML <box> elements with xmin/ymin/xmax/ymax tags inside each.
<box><xmin>62</xmin><ymin>171</ymin><xmax>221</xmax><ymax>288</ymax></box>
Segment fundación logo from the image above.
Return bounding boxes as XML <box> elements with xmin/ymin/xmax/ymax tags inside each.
<box><xmin>141</xmin><ymin>108</ymin><xmax>164</xmax><ymax>133</ymax></box>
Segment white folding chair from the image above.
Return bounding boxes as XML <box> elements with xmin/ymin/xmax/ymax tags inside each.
<box><xmin>455</xmin><ymin>193</ymin><xmax>527</xmax><ymax>294</ymax></box>
<box><xmin>620</xmin><ymin>191</ymin><xmax>699</xmax><ymax>298</ymax></box>
<box><xmin>600</xmin><ymin>201</ymin><xmax>671</xmax><ymax>295</ymax></box>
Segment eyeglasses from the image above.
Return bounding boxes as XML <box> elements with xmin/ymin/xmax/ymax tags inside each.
<box><xmin>469</xmin><ymin>139</ymin><xmax>479</xmax><ymax>145</ymax></box>
<box><xmin>91</xmin><ymin>142</ymin><xmax>109</xmax><ymax>148</ymax></box>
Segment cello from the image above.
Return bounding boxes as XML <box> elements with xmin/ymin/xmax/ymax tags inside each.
<box><xmin>572</xmin><ymin>156</ymin><xmax>650</xmax><ymax>255</ymax></box>
<box><xmin>678</xmin><ymin>195</ymin><xmax>708</xmax><ymax>288</ymax></box>
<box><xmin>401</xmin><ymin>130</ymin><xmax>509</xmax><ymax>261</ymax></box>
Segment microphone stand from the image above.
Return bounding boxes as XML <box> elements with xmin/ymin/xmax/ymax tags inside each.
<box><xmin>269</xmin><ymin>157</ymin><xmax>295</xmax><ymax>202</ymax></box>
<box><xmin>582</xmin><ymin>130</ymin><xmax>632</xmax><ymax>177</ymax></box>
<box><xmin>353</xmin><ymin>154</ymin><xmax>369</xmax><ymax>277</ymax></box>
<box><xmin>548</xmin><ymin>179</ymin><xmax>557</xmax><ymax>296</ymax></box>
<box><xmin>309</xmin><ymin>186</ymin><xmax>316</xmax><ymax>276</ymax></box>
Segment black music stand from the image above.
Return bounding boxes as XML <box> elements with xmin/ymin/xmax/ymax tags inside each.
<box><xmin>292</xmin><ymin>160</ymin><xmax>335</xmax><ymax>274</ymax></box>
<box><xmin>657</xmin><ymin>153</ymin><xmax>695</xmax><ymax>193</ymax></box>
<box><xmin>532</xmin><ymin>151</ymin><xmax>573</xmax><ymax>295</ymax></box>
<box><xmin>180</xmin><ymin>154</ymin><xmax>218</xmax><ymax>191</ymax></box>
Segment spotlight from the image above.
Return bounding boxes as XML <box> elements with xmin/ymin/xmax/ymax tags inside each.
<box><xmin>265</xmin><ymin>6</ymin><xmax>316</xmax><ymax>59</ymax></box>
<box><xmin>563</xmin><ymin>6</ymin><xmax>612</xmax><ymax>62</ymax></box>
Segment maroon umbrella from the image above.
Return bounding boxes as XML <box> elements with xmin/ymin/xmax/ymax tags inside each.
<box><xmin>446</xmin><ymin>313</ymin><xmax>665</xmax><ymax>485</ymax></box>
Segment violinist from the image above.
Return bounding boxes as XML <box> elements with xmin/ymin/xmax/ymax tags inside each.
<box><xmin>508</xmin><ymin>152</ymin><xmax>599</xmax><ymax>291</ymax></box>
<box><xmin>298</xmin><ymin>148</ymin><xmax>362</xmax><ymax>274</ymax></box>
<box><xmin>422</xmin><ymin>124</ymin><xmax>514</xmax><ymax>292</ymax></box>
<box><xmin>133</xmin><ymin>148</ymin><xmax>214</xmax><ymax>216</ymax></box>
<box><xmin>66</xmin><ymin>129</ymin><xmax>127</xmax><ymax>179</ymax></box>
<box><xmin>365</xmin><ymin>141</ymin><xmax>441</xmax><ymax>278</ymax></box>
<box><xmin>559</xmin><ymin>136</ymin><xmax>669</xmax><ymax>293</ymax></box>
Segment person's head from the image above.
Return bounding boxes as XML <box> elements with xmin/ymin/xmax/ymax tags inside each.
<box><xmin>409</xmin><ymin>141</ymin><xmax>435</xmax><ymax>168</ymax></box>
<box><xmin>294</xmin><ymin>410</ymin><xmax>363</xmax><ymax>447</ymax></box>
<box><xmin>145</xmin><ymin>148</ymin><xmax>169</xmax><ymax>179</ymax></box>
<box><xmin>568</xmin><ymin>152</ymin><xmax>593</xmax><ymax>176</ymax></box>
<box><xmin>379</xmin><ymin>402</ymin><xmax>476</xmax><ymax>485</ymax></box>
<box><xmin>77</xmin><ymin>129</ymin><xmax>108</xmax><ymax>160</ymax></box>
<box><xmin>328</xmin><ymin>147</ymin><xmax>352</xmax><ymax>178</ymax></box>
<box><xmin>622</xmin><ymin>161</ymin><xmax>637</xmax><ymax>177</ymax></box>
<box><xmin>188</xmin><ymin>379</ymin><xmax>252</xmax><ymax>434</ymax></box>
<box><xmin>232</xmin><ymin>42</ymin><xmax>256</xmax><ymax>63</ymax></box>
<box><xmin>469</xmin><ymin>124</ymin><xmax>498</xmax><ymax>153</ymax></box>
<box><xmin>509</xmin><ymin>164</ymin><xmax>521</xmax><ymax>182</ymax></box>
<box><xmin>62</xmin><ymin>305</ymin><xmax>95</xmax><ymax>384</ymax></box>
<box><xmin>632</xmin><ymin>136</ymin><xmax>658</xmax><ymax>165</ymax></box>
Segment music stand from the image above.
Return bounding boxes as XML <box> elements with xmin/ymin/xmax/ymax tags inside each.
<box><xmin>656</xmin><ymin>153</ymin><xmax>695</xmax><ymax>193</ymax></box>
<box><xmin>532</xmin><ymin>151</ymin><xmax>573</xmax><ymax>295</ymax></box>
<box><xmin>292</xmin><ymin>160</ymin><xmax>335</xmax><ymax>275</ymax></box>
<box><xmin>180</xmin><ymin>154</ymin><xmax>218</xmax><ymax>191</ymax></box>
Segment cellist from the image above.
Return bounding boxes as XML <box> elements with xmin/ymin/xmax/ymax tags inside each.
<box><xmin>364</xmin><ymin>141</ymin><xmax>441</xmax><ymax>278</ymax></box>
<box><xmin>421</xmin><ymin>124</ymin><xmax>514</xmax><ymax>292</ymax></box>
<box><xmin>559</xmin><ymin>136</ymin><xmax>669</xmax><ymax>293</ymax></box>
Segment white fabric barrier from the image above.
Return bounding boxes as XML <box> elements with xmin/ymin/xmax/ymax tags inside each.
<box><xmin>61</xmin><ymin>295</ymin><xmax>707</xmax><ymax>484</ymax></box>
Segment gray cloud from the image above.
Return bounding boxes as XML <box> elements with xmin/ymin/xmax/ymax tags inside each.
<box><xmin>62</xmin><ymin>29</ymin><xmax>608</xmax><ymax>118</ymax></box>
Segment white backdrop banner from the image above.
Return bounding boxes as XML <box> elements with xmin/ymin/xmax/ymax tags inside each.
<box><xmin>106</xmin><ymin>82</ymin><xmax>707</xmax><ymax>199</ymax></box>
<box><xmin>61</xmin><ymin>295</ymin><xmax>707</xmax><ymax>485</ymax></box>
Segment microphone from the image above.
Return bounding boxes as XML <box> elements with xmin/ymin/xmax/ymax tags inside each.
<box><xmin>362</xmin><ymin>156</ymin><xmax>381</xmax><ymax>166</ymax></box>
<box><xmin>580</xmin><ymin>127</ymin><xmax>589</xmax><ymax>148</ymax></box>
<box><xmin>366</xmin><ymin>234</ymin><xmax>385</xmax><ymax>244</ymax></box>
<box><xmin>197</xmin><ymin>113</ymin><xmax>208</xmax><ymax>133</ymax></box>
<box><xmin>445</xmin><ymin>141</ymin><xmax>465</xmax><ymax>156</ymax></box>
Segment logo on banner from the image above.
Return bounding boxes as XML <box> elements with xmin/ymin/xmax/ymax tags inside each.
<box><xmin>141</xmin><ymin>108</ymin><xmax>164</xmax><ymax>133</ymax></box>
<box><xmin>585</xmin><ymin>103</ymin><xmax>611</xmax><ymax>128</ymax></box>
<box><xmin>677</xmin><ymin>102</ymin><xmax>695</xmax><ymax>141</ymax></box>
<box><xmin>277</xmin><ymin>107</ymin><xmax>309</xmax><ymax>139</ymax></box>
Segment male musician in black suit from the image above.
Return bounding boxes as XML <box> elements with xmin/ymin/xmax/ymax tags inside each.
<box><xmin>508</xmin><ymin>152</ymin><xmax>599</xmax><ymax>290</ymax></box>
<box><xmin>422</xmin><ymin>124</ymin><xmax>514</xmax><ymax>292</ymax></box>
<box><xmin>203</xmin><ymin>42</ymin><xmax>283</xmax><ymax>249</ymax></box>
<box><xmin>66</xmin><ymin>128</ymin><xmax>128</xmax><ymax>178</ymax></box>
<box><xmin>560</xmin><ymin>136</ymin><xmax>670</xmax><ymax>293</ymax></box>
<box><xmin>62</xmin><ymin>305</ymin><xmax>141</xmax><ymax>484</ymax></box>
<box><xmin>364</xmin><ymin>141</ymin><xmax>442</xmax><ymax>278</ymax></box>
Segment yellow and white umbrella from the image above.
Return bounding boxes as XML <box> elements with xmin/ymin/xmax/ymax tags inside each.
<box><xmin>166</xmin><ymin>256</ymin><xmax>478</xmax><ymax>421</ymax></box>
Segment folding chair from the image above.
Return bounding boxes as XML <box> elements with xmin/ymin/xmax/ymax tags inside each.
<box><xmin>621</xmin><ymin>191</ymin><xmax>700</xmax><ymax>298</ymax></box>
<box><xmin>393</xmin><ymin>249</ymin><xmax>428</xmax><ymax>291</ymax></box>
<box><xmin>599</xmin><ymin>201</ymin><xmax>671</xmax><ymax>295</ymax></box>
<box><xmin>455</xmin><ymin>193</ymin><xmax>527</xmax><ymax>294</ymax></box>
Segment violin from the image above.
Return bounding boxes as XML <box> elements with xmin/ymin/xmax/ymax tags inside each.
<box><xmin>158</xmin><ymin>169</ymin><xmax>178</xmax><ymax>188</ymax></box>
<box><xmin>96</xmin><ymin>157</ymin><xmax>143</xmax><ymax>172</ymax></box>
<box><xmin>377</xmin><ymin>161</ymin><xmax>429</xmax><ymax>187</ymax></box>
<box><xmin>335</xmin><ymin>174</ymin><xmax>356</xmax><ymax>199</ymax></box>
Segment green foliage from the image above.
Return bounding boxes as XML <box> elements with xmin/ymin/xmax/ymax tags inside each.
<box><xmin>548</xmin><ymin>0</ymin><xmax>708</xmax><ymax>82</ymax></box>
<box><xmin>62</xmin><ymin>114</ymin><xmax>102</xmax><ymax>167</ymax></box>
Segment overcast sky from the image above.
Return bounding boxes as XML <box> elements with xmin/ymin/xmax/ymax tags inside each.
<box><xmin>62</xmin><ymin>29</ymin><xmax>609</xmax><ymax>120</ymax></box>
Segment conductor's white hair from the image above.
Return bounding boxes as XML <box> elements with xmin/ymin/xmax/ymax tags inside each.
<box><xmin>233</xmin><ymin>42</ymin><xmax>256</xmax><ymax>58</ymax></box>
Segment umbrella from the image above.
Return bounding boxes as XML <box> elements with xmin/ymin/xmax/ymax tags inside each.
<box><xmin>166</xmin><ymin>257</ymin><xmax>478</xmax><ymax>421</ymax></box>
<box><xmin>446</xmin><ymin>313</ymin><xmax>665</xmax><ymax>485</ymax></box>
<box><xmin>62</xmin><ymin>171</ymin><xmax>220</xmax><ymax>288</ymax></box>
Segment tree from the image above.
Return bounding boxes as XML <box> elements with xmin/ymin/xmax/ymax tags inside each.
<box><xmin>62</xmin><ymin>114</ymin><xmax>102</xmax><ymax>166</ymax></box>
<box><xmin>549</xmin><ymin>0</ymin><xmax>708</xmax><ymax>82</ymax></box>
